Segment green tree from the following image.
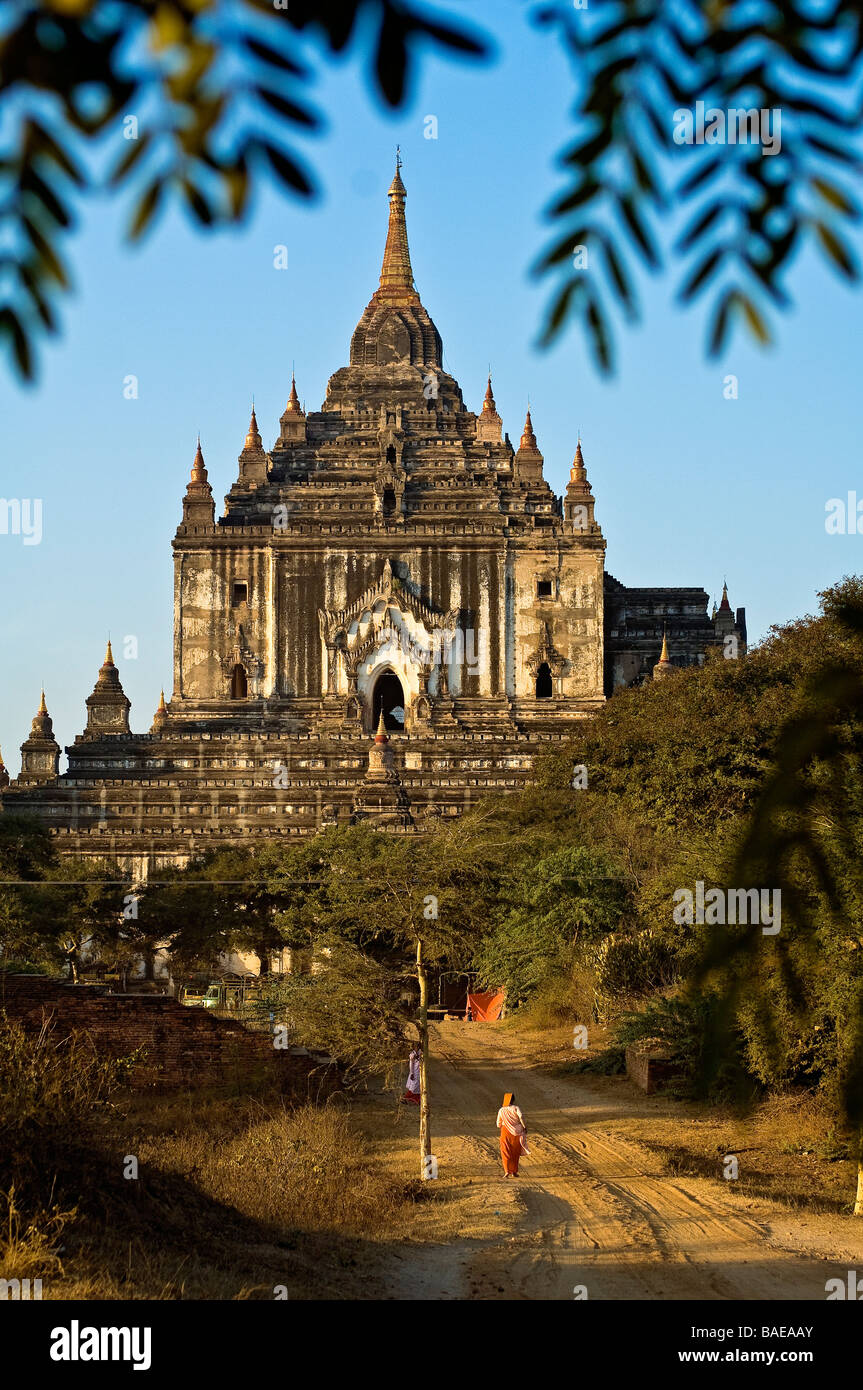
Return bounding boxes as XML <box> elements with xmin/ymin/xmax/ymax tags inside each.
<box><xmin>142</xmin><ymin>846</ymin><xmax>284</xmax><ymax>976</ymax></box>
<box><xmin>264</xmin><ymin>819</ymin><xmax>494</xmax><ymax>1179</ymax></box>
<box><xmin>475</xmin><ymin>844</ymin><xmax>626</xmax><ymax>1008</ymax></box>
<box><xmin>0</xmin><ymin>813</ymin><xmax>57</xmax><ymax>970</ymax></box>
<box><xmin>36</xmin><ymin>857</ymin><xmax>124</xmax><ymax>981</ymax></box>
<box><xmin>259</xmin><ymin>937</ymin><xmax>410</xmax><ymax>1089</ymax></box>
<box><xmin>696</xmin><ymin>583</ymin><xmax>863</xmax><ymax>1213</ymax></box>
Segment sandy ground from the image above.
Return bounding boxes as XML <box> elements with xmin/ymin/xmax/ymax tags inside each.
<box><xmin>380</xmin><ymin>1020</ymin><xmax>863</xmax><ymax>1301</ymax></box>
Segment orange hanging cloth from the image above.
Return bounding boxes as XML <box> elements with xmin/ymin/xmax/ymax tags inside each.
<box><xmin>466</xmin><ymin>991</ymin><xmax>504</xmax><ymax>1022</ymax></box>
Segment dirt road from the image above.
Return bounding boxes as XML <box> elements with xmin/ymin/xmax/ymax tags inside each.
<box><xmin>383</xmin><ymin>1020</ymin><xmax>863</xmax><ymax>1301</ymax></box>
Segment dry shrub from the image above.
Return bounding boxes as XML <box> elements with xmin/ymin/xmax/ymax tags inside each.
<box><xmin>0</xmin><ymin>1013</ymin><xmax>124</xmax><ymax>1280</ymax></box>
<box><xmin>139</xmin><ymin>1101</ymin><xmax>406</xmax><ymax>1238</ymax></box>
<box><xmin>0</xmin><ymin>1187</ymin><xmax>75</xmax><ymax>1282</ymax></box>
<box><xmin>522</xmin><ymin>962</ymin><xmax>600</xmax><ymax>1030</ymax></box>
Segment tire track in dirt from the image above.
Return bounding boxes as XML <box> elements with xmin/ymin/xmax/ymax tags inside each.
<box><xmin>385</xmin><ymin>1022</ymin><xmax>861</xmax><ymax>1301</ymax></box>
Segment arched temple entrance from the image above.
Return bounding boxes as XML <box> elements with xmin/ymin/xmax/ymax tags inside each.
<box><xmin>535</xmin><ymin>662</ymin><xmax>553</xmax><ymax>699</ymax></box>
<box><xmin>373</xmin><ymin>670</ymin><xmax>406</xmax><ymax>731</ymax></box>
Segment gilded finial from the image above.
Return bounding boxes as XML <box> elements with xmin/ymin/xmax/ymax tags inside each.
<box><xmin>284</xmin><ymin>373</ymin><xmax>303</xmax><ymax>416</ymax></box>
<box><xmin>375</xmin><ymin>709</ymin><xmax>388</xmax><ymax>741</ymax></box>
<box><xmin>519</xmin><ymin>408</ymin><xmax>538</xmax><ymax>451</ymax></box>
<box><xmin>158</xmin><ymin>689</ymin><xmax>166</xmax><ymax>712</ymax></box>
<box><xmin>653</xmin><ymin>629</ymin><xmax>673</xmax><ymax>682</ymax></box>
<box><xmin>104</xmin><ymin>638</ymin><xmax>114</xmax><ymax>666</ymax></box>
<box><xmin>38</xmin><ymin>688</ymin><xmax>47</xmax><ymax>716</ymax></box>
<box><xmin>380</xmin><ymin>156</ymin><xmax>413</xmax><ymax>290</ymax></box>
<box><xmin>244</xmin><ymin>404</ymin><xmax>262</xmax><ymax>449</ymax></box>
<box><xmin>190</xmin><ymin>438</ymin><xmax>208</xmax><ymax>484</ymax></box>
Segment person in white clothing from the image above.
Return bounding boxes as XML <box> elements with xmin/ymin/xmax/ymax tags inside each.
<box><xmin>402</xmin><ymin>1045</ymin><xmax>421</xmax><ymax>1105</ymax></box>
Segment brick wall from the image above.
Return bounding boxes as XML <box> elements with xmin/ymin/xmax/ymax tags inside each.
<box><xmin>0</xmin><ymin>974</ymin><xmax>341</xmax><ymax>1096</ymax></box>
<box><xmin>625</xmin><ymin>1044</ymin><xmax>682</xmax><ymax>1095</ymax></box>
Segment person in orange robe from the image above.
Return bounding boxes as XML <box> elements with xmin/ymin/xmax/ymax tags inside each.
<box><xmin>496</xmin><ymin>1091</ymin><xmax>529</xmax><ymax>1177</ymax></box>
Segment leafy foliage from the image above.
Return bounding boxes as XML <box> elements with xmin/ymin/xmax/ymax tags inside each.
<box><xmin>3</xmin><ymin>2</ymin><xmax>863</xmax><ymax>377</ymax></box>
<box><xmin>534</xmin><ymin>0</ymin><xmax>863</xmax><ymax>369</ymax></box>
<box><xmin>255</xmin><ymin>937</ymin><xmax>410</xmax><ymax>1088</ymax></box>
<box><xmin>475</xmin><ymin>845</ymin><xmax>626</xmax><ymax>1006</ymax></box>
<box><xmin>141</xmin><ymin>845</ymin><xmax>285</xmax><ymax>975</ymax></box>
<box><xmin>0</xmin><ymin>0</ymin><xmax>487</xmax><ymax>378</ymax></box>
<box><xmin>612</xmin><ymin>990</ymin><xmax>751</xmax><ymax>1100</ymax></box>
<box><xmin>696</xmin><ymin>588</ymin><xmax>863</xmax><ymax>1132</ymax></box>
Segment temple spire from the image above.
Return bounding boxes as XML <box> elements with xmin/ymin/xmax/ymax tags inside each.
<box><xmin>244</xmin><ymin>404</ymin><xmax>262</xmax><ymax>450</ymax></box>
<box><xmin>476</xmin><ymin>373</ymin><xmax>503</xmax><ymax>443</ymax></box>
<box><xmin>182</xmin><ymin>436</ymin><xmax>215</xmax><ymax>528</ymax></box>
<box><xmin>349</xmin><ymin>158</ymin><xmax>442</xmax><ymax>369</ymax></box>
<box><xmin>653</xmin><ymin>629</ymin><xmax>673</xmax><ymax>682</ymax></box>
<box><xmin>20</xmin><ymin>691</ymin><xmax>60</xmax><ymax>783</ymax></box>
<box><xmin>284</xmin><ymin>373</ymin><xmax>303</xmax><ymax>416</ymax></box>
<box><xmin>84</xmin><ymin>640</ymin><xmax>131</xmax><ymax>739</ymax></box>
<box><xmin>151</xmin><ymin>687</ymin><xmax>168</xmax><ymax>735</ymax></box>
<box><xmin>379</xmin><ymin>154</ymin><xmax>415</xmax><ymax>293</ymax></box>
<box><xmin>375</xmin><ymin>709</ymin><xmax>388</xmax><ymax>742</ymax></box>
<box><xmin>276</xmin><ymin>371</ymin><xmax>307</xmax><ymax>448</ymax></box>
<box><xmin>520</xmin><ymin>408</ymin><xmax>538</xmax><ymax>451</ymax></box>
<box><xmin>190</xmin><ymin>436</ymin><xmax>208</xmax><ymax>486</ymax></box>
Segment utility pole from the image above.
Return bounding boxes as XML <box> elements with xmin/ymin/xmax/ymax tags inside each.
<box><xmin>417</xmin><ymin>936</ymin><xmax>432</xmax><ymax>1179</ymax></box>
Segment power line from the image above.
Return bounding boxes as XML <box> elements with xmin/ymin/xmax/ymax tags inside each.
<box><xmin>0</xmin><ymin>879</ymin><xmax>326</xmax><ymax>887</ymax></box>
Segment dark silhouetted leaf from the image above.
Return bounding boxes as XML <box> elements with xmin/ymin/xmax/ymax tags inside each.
<box><xmin>814</xmin><ymin>220</ymin><xmax>860</xmax><ymax>280</ymax></box>
<box><xmin>0</xmin><ymin>306</ymin><xmax>33</xmax><ymax>379</ymax></box>
<box><xmin>129</xmin><ymin>177</ymin><xmax>167</xmax><ymax>241</ymax></box>
<box><xmin>109</xmin><ymin>130</ymin><xmax>154</xmax><ymax>187</ymax></box>
<box><xmin>679</xmin><ymin>246</ymin><xmax>724</xmax><ymax>302</ymax></box>
<box><xmin>257</xmin><ymin>88</ymin><xmax>318</xmax><ymax>127</ymax></box>
<box><xmin>615</xmin><ymin>193</ymin><xmax>659</xmax><ymax>268</ymax></box>
<box><xmin>259</xmin><ymin>141</ymin><xmax>314</xmax><ymax>197</ymax></box>
<box><xmin>21</xmin><ymin>218</ymin><xmax>69</xmax><ymax>288</ymax></box>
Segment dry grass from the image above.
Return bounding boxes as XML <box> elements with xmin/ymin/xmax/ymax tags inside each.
<box><xmin>0</xmin><ymin>1188</ymin><xmax>75</xmax><ymax>1284</ymax></box>
<box><xmin>2</xmin><ymin>1078</ymin><xmax>439</xmax><ymax>1300</ymax></box>
<box><xmin>0</xmin><ymin>1007</ymin><xmax>448</xmax><ymax>1299</ymax></box>
<box><xmin>635</xmin><ymin>1090</ymin><xmax>859</xmax><ymax>1214</ymax></box>
<box><xmin>127</xmin><ymin>1096</ymin><xmax>414</xmax><ymax>1236</ymax></box>
<box><xmin>0</xmin><ymin>1005</ymin><xmax>457</xmax><ymax>1301</ymax></box>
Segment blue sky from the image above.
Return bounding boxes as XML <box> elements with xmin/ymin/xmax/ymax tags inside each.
<box><xmin>1</xmin><ymin>0</ymin><xmax>861</xmax><ymax>769</ymax></box>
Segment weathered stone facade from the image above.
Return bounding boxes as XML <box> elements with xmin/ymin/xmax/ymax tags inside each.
<box><xmin>604</xmin><ymin>577</ymin><xmax>746</xmax><ymax>693</ymax></box>
<box><xmin>0</xmin><ymin>161</ymin><xmax>745</xmax><ymax>872</ymax></box>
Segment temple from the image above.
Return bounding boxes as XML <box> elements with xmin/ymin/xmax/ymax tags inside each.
<box><xmin>1</xmin><ymin>159</ymin><xmax>745</xmax><ymax>873</ymax></box>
